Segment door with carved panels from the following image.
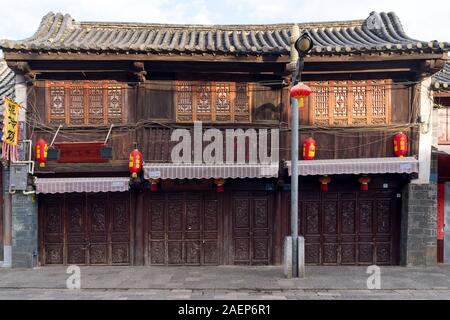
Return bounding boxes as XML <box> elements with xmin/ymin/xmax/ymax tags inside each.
<box><xmin>146</xmin><ymin>192</ymin><xmax>220</xmax><ymax>265</ymax></box>
<box><xmin>40</xmin><ymin>192</ymin><xmax>131</xmax><ymax>266</ymax></box>
<box><xmin>231</xmin><ymin>191</ymin><xmax>273</xmax><ymax>265</ymax></box>
<box><xmin>299</xmin><ymin>189</ymin><xmax>399</xmax><ymax>265</ymax></box>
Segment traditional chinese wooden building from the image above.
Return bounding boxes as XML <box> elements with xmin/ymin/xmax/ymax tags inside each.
<box><xmin>0</xmin><ymin>11</ymin><xmax>448</xmax><ymax>267</ymax></box>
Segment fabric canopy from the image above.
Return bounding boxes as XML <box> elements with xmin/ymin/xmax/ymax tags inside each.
<box><xmin>143</xmin><ymin>163</ymin><xmax>279</xmax><ymax>180</ymax></box>
<box><xmin>286</xmin><ymin>157</ymin><xmax>419</xmax><ymax>176</ymax></box>
<box><xmin>35</xmin><ymin>177</ymin><xmax>130</xmax><ymax>194</ymax></box>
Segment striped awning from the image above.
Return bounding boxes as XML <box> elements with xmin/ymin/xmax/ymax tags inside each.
<box><xmin>35</xmin><ymin>177</ymin><xmax>130</xmax><ymax>194</ymax></box>
<box><xmin>143</xmin><ymin>163</ymin><xmax>279</xmax><ymax>179</ymax></box>
<box><xmin>286</xmin><ymin>157</ymin><xmax>419</xmax><ymax>176</ymax></box>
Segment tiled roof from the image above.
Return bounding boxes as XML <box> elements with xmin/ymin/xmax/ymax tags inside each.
<box><xmin>0</xmin><ymin>11</ymin><xmax>448</xmax><ymax>56</ymax></box>
<box><xmin>0</xmin><ymin>59</ymin><xmax>15</xmax><ymax>104</ymax></box>
<box><xmin>432</xmin><ymin>62</ymin><xmax>450</xmax><ymax>90</ymax></box>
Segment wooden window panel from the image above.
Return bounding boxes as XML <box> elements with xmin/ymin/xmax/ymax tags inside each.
<box><xmin>46</xmin><ymin>81</ymin><xmax>125</xmax><ymax>126</ymax></box>
<box><xmin>176</xmin><ymin>82</ymin><xmax>193</xmax><ymax>122</ymax></box>
<box><xmin>438</xmin><ymin>107</ymin><xmax>450</xmax><ymax>144</ymax></box>
<box><xmin>235</xmin><ymin>83</ymin><xmax>251</xmax><ymax>123</ymax></box>
<box><xmin>194</xmin><ymin>82</ymin><xmax>213</xmax><ymax>122</ymax></box>
<box><xmin>49</xmin><ymin>83</ymin><xmax>66</xmax><ymax>125</ymax></box>
<box><xmin>309</xmin><ymin>80</ymin><xmax>391</xmax><ymax>126</ymax></box>
<box><xmin>175</xmin><ymin>81</ymin><xmax>251</xmax><ymax>123</ymax></box>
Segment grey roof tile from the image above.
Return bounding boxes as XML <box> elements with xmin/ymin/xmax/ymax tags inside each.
<box><xmin>0</xmin><ymin>59</ymin><xmax>15</xmax><ymax>106</ymax></box>
<box><xmin>0</xmin><ymin>11</ymin><xmax>449</xmax><ymax>56</ymax></box>
<box><xmin>432</xmin><ymin>62</ymin><xmax>450</xmax><ymax>90</ymax></box>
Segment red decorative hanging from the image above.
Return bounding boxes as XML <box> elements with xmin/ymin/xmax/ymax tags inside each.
<box><xmin>303</xmin><ymin>137</ymin><xmax>316</xmax><ymax>160</ymax></box>
<box><xmin>358</xmin><ymin>175</ymin><xmax>371</xmax><ymax>191</ymax></box>
<box><xmin>393</xmin><ymin>132</ymin><xmax>408</xmax><ymax>157</ymax></box>
<box><xmin>214</xmin><ymin>178</ymin><xmax>225</xmax><ymax>193</ymax></box>
<box><xmin>149</xmin><ymin>178</ymin><xmax>160</xmax><ymax>191</ymax></box>
<box><xmin>129</xmin><ymin>149</ymin><xmax>143</xmax><ymax>178</ymax></box>
<box><xmin>290</xmin><ymin>82</ymin><xmax>312</xmax><ymax>108</ymax></box>
<box><xmin>319</xmin><ymin>175</ymin><xmax>331</xmax><ymax>192</ymax></box>
<box><xmin>35</xmin><ymin>139</ymin><xmax>48</xmax><ymax>168</ymax></box>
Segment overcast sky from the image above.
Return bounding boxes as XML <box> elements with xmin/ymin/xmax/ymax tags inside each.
<box><xmin>0</xmin><ymin>0</ymin><xmax>449</xmax><ymax>42</ymax></box>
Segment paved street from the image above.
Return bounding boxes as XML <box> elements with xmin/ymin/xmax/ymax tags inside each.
<box><xmin>1</xmin><ymin>265</ymin><xmax>450</xmax><ymax>299</ymax></box>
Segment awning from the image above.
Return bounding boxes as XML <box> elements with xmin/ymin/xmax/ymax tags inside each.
<box><xmin>143</xmin><ymin>163</ymin><xmax>279</xmax><ymax>179</ymax></box>
<box><xmin>286</xmin><ymin>157</ymin><xmax>419</xmax><ymax>176</ymax></box>
<box><xmin>35</xmin><ymin>177</ymin><xmax>130</xmax><ymax>194</ymax></box>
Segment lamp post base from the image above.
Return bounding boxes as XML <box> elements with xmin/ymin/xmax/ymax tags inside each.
<box><xmin>283</xmin><ymin>236</ymin><xmax>305</xmax><ymax>278</ymax></box>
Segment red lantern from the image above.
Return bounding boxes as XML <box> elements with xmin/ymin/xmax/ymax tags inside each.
<box><xmin>358</xmin><ymin>175</ymin><xmax>371</xmax><ymax>191</ymax></box>
<box><xmin>303</xmin><ymin>137</ymin><xmax>316</xmax><ymax>160</ymax></box>
<box><xmin>215</xmin><ymin>178</ymin><xmax>225</xmax><ymax>193</ymax></box>
<box><xmin>319</xmin><ymin>175</ymin><xmax>331</xmax><ymax>192</ymax></box>
<box><xmin>290</xmin><ymin>82</ymin><xmax>312</xmax><ymax>108</ymax></box>
<box><xmin>129</xmin><ymin>149</ymin><xmax>143</xmax><ymax>178</ymax></box>
<box><xmin>35</xmin><ymin>139</ymin><xmax>48</xmax><ymax>168</ymax></box>
<box><xmin>393</xmin><ymin>132</ymin><xmax>408</xmax><ymax>157</ymax></box>
<box><xmin>149</xmin><ymin>178</ymin><xmax>160</xmax><ymax>191</ymax></box>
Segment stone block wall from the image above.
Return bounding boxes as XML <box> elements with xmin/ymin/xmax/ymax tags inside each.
<box><xmin>11</xmin><ymin>193</ymin><xmax>38</xmax><ymax>268</ymax></box>
<box><xmin>401</xmin><ymin>183</ymin><xmax>437</xmax><ymax>266</ymax></box>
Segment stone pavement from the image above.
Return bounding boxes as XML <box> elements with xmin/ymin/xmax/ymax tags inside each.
<box><xmin>0</xmin><ymin>265</ymin><xmax>450</xmax><ymax>299</ymax></box>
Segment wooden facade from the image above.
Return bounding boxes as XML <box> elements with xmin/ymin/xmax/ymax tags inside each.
<box><xmin>1</xmin><ymin>11</ymin><xmax>448</xmax><ymax>267</ymax></box>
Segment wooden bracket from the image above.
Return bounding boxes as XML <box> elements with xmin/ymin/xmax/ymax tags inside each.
<box><xmin>133</xmin><ymin>61</ymin><xmax>147</xmax><ymax>82</ymax></box>
<box><xmin>7</xmin><ymin>61</ymin><xmax>36</xmax><ymax>84</ymax></box>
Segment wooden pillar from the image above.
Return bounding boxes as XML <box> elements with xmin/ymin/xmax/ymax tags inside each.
<box><xmin>273</xmin><ymin>186</ymin><xmax>283</xmax><ymax>265</ymax></box>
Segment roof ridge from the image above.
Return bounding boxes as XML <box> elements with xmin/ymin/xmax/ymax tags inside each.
<box><xmin>1</xmin><ymin>11</ymin><xmax>449</xmax><ymax>57</ymax></box>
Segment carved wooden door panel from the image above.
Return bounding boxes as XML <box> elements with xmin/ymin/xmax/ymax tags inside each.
<box><xmin>299</xmin><ymin>189</ymin><xmax>398</xmax><ymax>265</ymax></box>
<box><xmin>87</xmin><ymin>194</ymin><xmax>109</xmax><ymax>265</ymax></box>
<box><xmin>41</xmin><ymin>195</ymin><xmax>65</xmax><ymax>265</ymax></box>
<box><xmin>66</xmin><ymin>194</ymin><xmax>87</xmax><ymax>265</ymax></box>
<box><xmin>340</xmin><ymin>193</ymin><xmax>358</xmax><ymax>264</ymax></box>
<box><xmin>202</xmin><ymin>193</ymin><xmax>220</xmax><ymax>265</ymax></box>
<box><xmin>232</xmin><ymin>191</ymin><xmax>272</xmax><ymax>265</ymax></box>
<box><xmin>110</xmin><ymin>194</ymin><xmax>131</xmax><ymax>265</ymax></box>
<box><xmin>184</xmin><ymin>193</ymin><xmax>202</xmax><ymax>265</ymax></box>
<box><xmin>146</xmin><ymin>192</ymin><xmax>220</xmax><ymax>265</ymax></box>
<box><xmin>167</xmin><ymin>193</ymin><xmax>184</xmax><ymax>264</ymax></box>
<box><xmin>41</xmin><ymin>193</ymin><xmax>131</xmax><ymax>266</ymax></box>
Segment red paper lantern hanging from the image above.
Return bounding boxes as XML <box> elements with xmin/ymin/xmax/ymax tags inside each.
<box><xmin>290</xmin><ymin>82</ymin><xmax>312</xmax><ymax>108</ymax></box>
<box><xmin>319</xmin><ymin>175</ymin><xmax>331</xmax><ymax>192</ymax></box>
<box><xmin>35</xmin><ymin>139</ymin><xmax>48</xmax><ymax>168</ymax></box>
<box><xmin>214</xmin><ymin>178</ymin><xmax>225</xmax><ymax>193</ymax></box>
<box><xmin>393</xmin><ymin>132</ymin><xmax>408</xmax><ymax>157</ymax></box>
<box><xmin>358</xmin><ymin>175</ymin><xmax>371</xmax><ymax>191</ymax></box>
<box><xmin>149</xmin><ymin>178</ymin><xmax>160</xmax><ymax>191</ymax></box>
<box><xmin>129</xmin><ymin>149</ymin><xmax>143</xmax><ymax>178</ymax></box>
<box><xmin>303</xmin><ymin>137</ymin><xmax>316</xmax><ymax>160</ymax></box>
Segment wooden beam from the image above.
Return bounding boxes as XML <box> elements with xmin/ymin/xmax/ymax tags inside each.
<box><xmin>3</xmin><ymin>51</ymin><xmax>289</xmax><ymax>63</ymax></box>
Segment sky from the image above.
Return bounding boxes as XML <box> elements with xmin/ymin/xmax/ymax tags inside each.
<box><xmin>0</xmin><ymin>0</ymin><xmax>449</xmax><ymax>42</ymax></box>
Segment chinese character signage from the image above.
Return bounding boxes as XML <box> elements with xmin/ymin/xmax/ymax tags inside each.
<box><xmin>2</xmin><ymin>97</ymin><xmax>21</xmax><ymax>161</ymax></box>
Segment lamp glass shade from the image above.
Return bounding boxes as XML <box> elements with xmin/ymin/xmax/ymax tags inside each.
<box><xmin>295</xmin><ymin>34</ymin><xmax>313</xmax><ymax>54</ymax></box>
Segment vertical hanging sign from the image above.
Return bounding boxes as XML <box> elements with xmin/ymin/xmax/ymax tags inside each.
<box><xmin>2</xmin><ymin>97</ymin><xmax>21</xmax><ymax>161</ymax></box>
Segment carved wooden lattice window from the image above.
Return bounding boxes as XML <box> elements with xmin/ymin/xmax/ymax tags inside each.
<box><xmin>47</xmin><ymin>81</ymin><xmax>126</xmax><ymax>125</ymax></box>
<box><xmin>176</xmin><ymin>81</ymin><xmax>251</xmax><ymax>122</ymax></box>
<box><xmin>309</xmin><ymin>80</ymin><xmax>391</xmax><ymax>125</ymax></box>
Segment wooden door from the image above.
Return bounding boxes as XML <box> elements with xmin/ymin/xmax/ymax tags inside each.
<box><xmin>40</xmin><ymin>193</ymin><xmax>131</xmax><ymax>266</ymax></box>
<box><xmin>231</xmin><ymin>191</ymin><xmax>273</xmax><ymax>265</ymax></box>
<box><xmin>299</xmin><ymin>189</ymin><xmax>399</xmax><ymax>265</ymax></box>
<box><xmin>146</xmin><ymin>191</ymin><xmax>220</xmax><ymax>265</ymax></box>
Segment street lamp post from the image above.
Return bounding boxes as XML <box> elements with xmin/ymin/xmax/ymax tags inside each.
<box><xmin>289</xmin><ymin>32</ymin><xmax>313</xmax><ymax>278</ymax></box>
